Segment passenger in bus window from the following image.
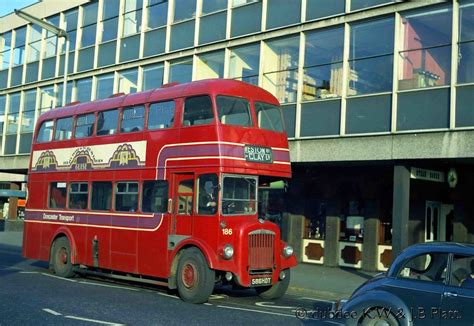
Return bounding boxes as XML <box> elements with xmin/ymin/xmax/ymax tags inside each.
<box><xmin>198</xmin><ymin>175</ymin><xmax>218</xmax><ymax>215</ymax></box>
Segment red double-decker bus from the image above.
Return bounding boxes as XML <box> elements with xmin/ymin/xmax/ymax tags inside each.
<box><xmin>23</xmin><ymin>79</ymin><xmax>296</xmax><ymax>303</ymax></box>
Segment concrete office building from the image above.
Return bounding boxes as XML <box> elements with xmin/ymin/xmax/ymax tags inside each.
<box><xmin>0</xmin><ymin>0</ymin><xmax>473</xmax><ymax>270</ymax></box>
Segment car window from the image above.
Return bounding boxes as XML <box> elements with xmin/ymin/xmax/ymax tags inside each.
<box><xmin>398</xmin><ymin>253</ymin><xmax>448</xmax><ymax>283</ymax></box>
<box><xmin>449</xmin><ymin>255</ymin><xmax>474</xmax><ymax>288</ymax></box>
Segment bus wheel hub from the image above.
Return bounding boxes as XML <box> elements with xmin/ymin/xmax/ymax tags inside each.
<box><xmin>182</xmin><ymin>263</ymin><xmax>197</xmax><ymax>288</ymax></box>
<box><xmin>58</xmin><ymin>248</ymin><xmax>68</xmax><ymax>264</ymax></box>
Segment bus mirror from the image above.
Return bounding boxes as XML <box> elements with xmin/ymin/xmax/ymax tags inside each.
<box><xmin>167</xmin><ymin>198</ymin><xmax>173</xmax><ymax>214</ymax></box>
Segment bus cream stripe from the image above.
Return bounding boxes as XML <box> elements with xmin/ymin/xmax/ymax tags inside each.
<box><xmin>26</xmin><ymin>209</ymin><xmax>154</xmax><ymax>218</ymax></box>
<box><xmin>161</xmin><ymin>140</ymin><xmax>289</xmax><ymax>152</ymax></box>
<box><xmin>24</xmin><ymin>219</ymin><xmax>164</xmax><ymax>232</ymax></box>
<box><xmin>165</xmin><ymin>156</ymin><xmax>290</xmax><ymax>164</ymax></box>
<box><xmin>156</xmin><ymin>141</ymin><xmax>290</xmax><ymax>179</ymax></box>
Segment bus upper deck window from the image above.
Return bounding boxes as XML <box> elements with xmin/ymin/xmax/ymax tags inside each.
<box><xmin>37</xmin><ymin>120</ymin><xmax>54</xmax><ymax>143</ymax></box>
<box><xmin>121</xmin><ymin>105</ymin><xmax>145</xmax><ymax>133</ymax></box>
<box><xmin>97</xmin><ymin>109</ymin><xmax>119</xmax><ymax>136</ymax></box>
<box><xmin>183</xmin><ymin>96</ymin><xmax>214</xmax><ymax>126</ymax></box>
<box><xmin>75</xmin><ymin>113</ymin><xmax>95</xmax><ymax>138</ymax></box>
<box><xmin>54</xmin><ymin>117</ymin><xmax>74</xmax><ymax>141</ymax></box>
<box><xmin>217</xmin><ymin>96</ymin><xmax>252</xmax><ymax>127</ymax></box>
<box><xmin>148</xmin><ymin>101</ymin><xmax>175</xmax><ymax>130</ymax></box>
<box><xmin>255</xmin><ymin>102</ymin><xmax>284</xmax><ymax>132</ymax></box>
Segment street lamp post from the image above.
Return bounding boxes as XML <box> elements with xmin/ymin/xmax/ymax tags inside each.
<box><xmin>14</xmin><ymin>9</ymin><xmax>70</xmax><ymax>106</ymax></box>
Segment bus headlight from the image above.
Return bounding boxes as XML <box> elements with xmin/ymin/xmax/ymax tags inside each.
<box><xmin>223</xmin><ymin>244</ymin><xmax>234</xmax><ymax>259</ymax></box>
<box><xmin>282</xmin><ymin>245</ymin><xmax>293</xmax><ymax>257</ymax></box>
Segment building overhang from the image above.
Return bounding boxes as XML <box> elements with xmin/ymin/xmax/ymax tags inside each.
<box><xmin>0</xmin><ymin>172</ymin><xmax>27</xmax><ymax>182</ymax></box>
<box><xmin>289</xmin><ymin>130</ymin><xmax>474</xmax><ymax>163</ymax></box>
<box><xmin>0</xmin><ymin>156</ymin><xmax>29</xmax><ymax>174</ymax></box>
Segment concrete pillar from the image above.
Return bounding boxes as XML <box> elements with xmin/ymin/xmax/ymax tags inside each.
<box><xmin>8</xmin><ymin>183</ymin><xmax>19</xmax><ymax>220</ymax></box>
<box><xmin>324</xmin><ymin>215</ymin><xmax>340</xmax><ymax>267</ymax></box>
<box><xmin>286</xmin><ymin>213</ymin><xmax>305</xmax><ymax>262</ymax></box>
<box><xmin>363</xmin><ymin>218</ymin><xmax>380</xmax><ymax>272</ymax></box>
<box><xmin>392</xmin><ymin>166</ymin><xmax>410</xmax><ymax>258</ymax></box>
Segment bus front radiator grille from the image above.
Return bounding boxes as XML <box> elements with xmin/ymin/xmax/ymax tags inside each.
<box><xmin>248</xmin><ymin>230</ymin><xmax>275</xmax><ymax>271</ymax></box>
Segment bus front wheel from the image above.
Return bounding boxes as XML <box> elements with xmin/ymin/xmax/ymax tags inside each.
<box><xmin>51</xmin><ymin>237</ymin><xmax>75</xmax><ymax>278</ymax></box>
<box><xmin>255</xmin><ymin>269</ymin><xmax>290</xmax><ymax>300</ymax></box>
<box><xmin>176</xmin><ymin>248</ymin><xmax>215</xmax><ymax>304</ymax></box>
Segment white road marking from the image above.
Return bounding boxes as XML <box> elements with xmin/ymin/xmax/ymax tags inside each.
<box><xmin>204</xmin><ymin>303</ymin><xmax>213</xmax><ymax>306</ymax></box>
<box><xmin>41</xmin><ymin>273</ymin><xmax>77</xmax><ymax>282</ymax></box>
<box><xmin>42</xmin><ymin>308</ymin><xmax>62</xmax><ymax>316</ymax></box>
<box><xmin>19</xmin><ymin>271</ymin><xmax>39</xmax><ymax>274</ymax></box>
<box><xmin>78</xmin><ymin>280</ymin><xmax>139</xmax><ymax>291</ymax></box>
<box><xmin>157</xmin><ymin>292</ymin><xmax>179</xmax><ymax>299</ymax></box>
<box><xmin>300</xmin><ymin>297</ymin><xmax>334</xmax><ymax>303</ymax></box>
<box><xmin>209</xmin><ymin>294</ymin><xmax>226</xmax><ymax>300</ymax></box>
<box><xmin>255</xmin><ymin>302</ymin><xmax>298</xmax><ymax>310</ymax></box>
<box><xmin>216</xmin><ymin>305</ymin><xmax>294</xmax><ymax>318</ymax></box>
<box><xmin>65</xmin><ymin>315</ymin><xmax>125</xmax><ymax>325</ymax></box>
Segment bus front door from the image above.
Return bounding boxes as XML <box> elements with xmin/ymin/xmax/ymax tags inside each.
<box><xmin>172</xmin><ymin>173</ymin><xmax>194</xmax><ymax>237</ymax></box>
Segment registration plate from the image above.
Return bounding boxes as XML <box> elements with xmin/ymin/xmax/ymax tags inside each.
<box><xmin>251</xmin><ymin>277</ymin><xmax>272</xmax><ymax>286</ymax></box>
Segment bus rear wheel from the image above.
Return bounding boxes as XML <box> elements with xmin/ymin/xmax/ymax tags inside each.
<box><xmin>176</xmin><ymin>248</ymin><xmax>215</xmax><ymax>304</ymax></box>
<box><xmin>255</xmin><ymin>269</ymin><xmax>290</xmax><ymax>300</ymax></box>
<box><xmin>51</xmin><ymin>237</ymin><xmax>75</xmax><ymax>278</ymax></box>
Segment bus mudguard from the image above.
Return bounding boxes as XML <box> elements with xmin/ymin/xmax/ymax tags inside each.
<box><xmin>50</xmin><ymin>226</ymin><xmax>78</xmax><ymax>264</ymax></box>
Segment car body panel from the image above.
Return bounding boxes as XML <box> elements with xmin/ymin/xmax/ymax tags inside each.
<box><xmin>339</xmin><ymin>242</ymin><xmax>474</xmax><ymax>326</ymax></box>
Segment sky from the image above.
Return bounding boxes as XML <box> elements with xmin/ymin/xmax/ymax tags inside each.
<box><xmin>0</xmin><ymin>0</ymin><xmax>39</xmax><ymax>17</ymax></box>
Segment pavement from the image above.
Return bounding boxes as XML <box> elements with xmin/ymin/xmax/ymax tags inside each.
<box><xmin>0</xmin><ymin>226</ymin><xmax>374</xmax><ymax>302</ymax></box>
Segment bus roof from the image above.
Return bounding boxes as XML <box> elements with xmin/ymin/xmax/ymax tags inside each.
<box><xmin>38</xmin><ymin>79</ymin><xmax>279</xmax><ymax>123</ymax></box>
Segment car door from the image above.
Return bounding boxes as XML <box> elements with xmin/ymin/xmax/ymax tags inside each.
<box><xmin>385</xmin><ymin>252</ymin><xmax>448</xmax><ymax>326</ymax></box>
<box><xmin>439</xmin><ymin>254</ymin><xmax>474</xmax><ymax>324</ymax></box>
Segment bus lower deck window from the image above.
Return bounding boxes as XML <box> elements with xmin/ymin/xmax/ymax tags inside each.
<box><xmin>69</xmin><ymin>182</ymin><xmax>89</xmax><ymax>209</ymax></box>
<box><xmin>142</xmin><ymin>180</ymin><xmax>169</xmax><ymax>213</ymax></box>
<box><xmin>49</xmin><ymin>182</ymin><xmax>67</xmax><ymax>208</ymax></box>
<box><xmin>91</xmin><ymin>182</ymin><xmax>112</xmax><ymax>211</ymax></box>
<box><xmin>115</xmin><ymin>182</ymin><xmax>139</xmax><ymax>212</ymax></box>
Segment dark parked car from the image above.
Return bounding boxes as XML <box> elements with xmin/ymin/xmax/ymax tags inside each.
<box><xmin>336</xmin><ymin>242</ymin><xmax>474</xmax><ymax>326</ymax></box>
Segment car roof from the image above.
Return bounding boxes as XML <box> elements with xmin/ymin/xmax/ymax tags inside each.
<box><xmin>404</xmin><ymin>242</ymin><xmax>474</xmax><ymax>253</ymax></box>
<box><xmin>388</xmin><ymin>242</ymin><xmax>474</xmax><ymax>276</ymax></box>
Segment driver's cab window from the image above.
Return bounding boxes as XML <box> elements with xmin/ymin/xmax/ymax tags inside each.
<box><xmin>178</xmin><ymin>179</ymin><xmax>194</xmax><ymax>215</ymax></box>
<box><xmin>197</xmin><ymin>174</ymin><xmax>218</xmax><ymax>215</ymax></box>
<box><xmin>398</xmin><ymin>253</ymin><xmax>448</xmax><ymax>283</ymax></box>
<box><xmin>449</xmin><ymin>255</ymin><xmax>474</xmax><ymax>288</ymax></box>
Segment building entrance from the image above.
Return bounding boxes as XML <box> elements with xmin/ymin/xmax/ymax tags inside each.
<box><xmin>425</xmin><ymin>201</ymin><xmax>454</xmax><ymax>242</ymax></box>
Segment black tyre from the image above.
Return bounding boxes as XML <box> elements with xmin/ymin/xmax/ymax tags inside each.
<box><xmin>51</xmin><ymin>237</ymin><xmax>75</xmax><ymax>278</ymax></box>
<box><xmin>255</xmin><ymin>269</ymin><xmax>290</xmax><ymax>300</ymax></box>
<box><xmin>176</xmin><ymin>248</ymin><xmax>215</xmax><ymax>304</ymax></box>
<box><xmin>358</xmin><ymin>307</ymin><xmax>399</xmax><ymax>326</ymax></box>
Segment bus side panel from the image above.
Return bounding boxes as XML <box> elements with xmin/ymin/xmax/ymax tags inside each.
<box><xmin>137</xmin><ymin>215</ymin><xmax>169</xmax><ymax>277</ymax></box>
<box><xmin>23</xmin><ymin>221</ymin><xmax>42</xmax><ymax>260</ymax></box>
<box><xmin>85</xmin><ymin>225</ymin><xmax>111</xmax><ymax>269</ymax></box>
<box><xmin>110</xmin><ymin>228</ymin><xmax>138</xmax><ymax>274</ymax></box>
<box><xmin>24</xmin><ymin>178</ymin><xmax>47</xmax><ymax>260</ymax></box>
<box><xmin>40</xmin><ymin>225</ymin><xmax>87</xmax><ymax>265</ymax></box>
